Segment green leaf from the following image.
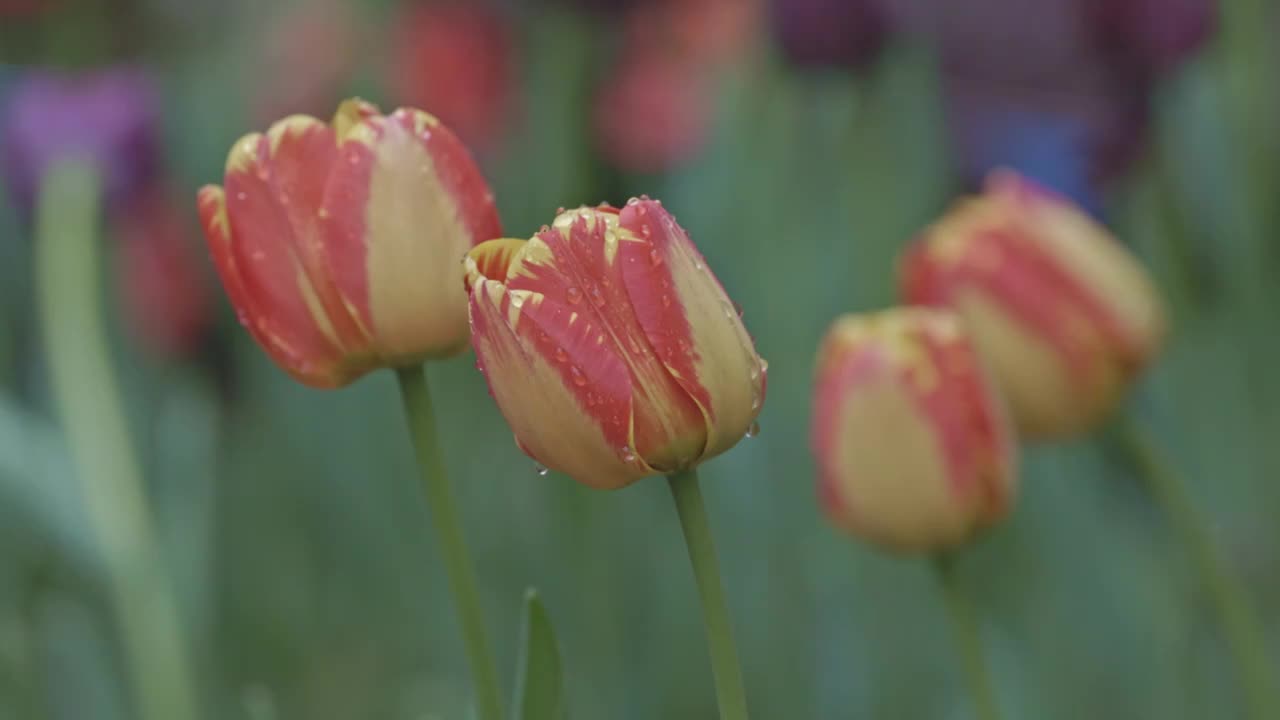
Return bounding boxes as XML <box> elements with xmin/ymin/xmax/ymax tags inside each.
<box><xmin>511</xmin><ymin>588</ymin><xmax>565</xmax><ymax>720</ymax></box>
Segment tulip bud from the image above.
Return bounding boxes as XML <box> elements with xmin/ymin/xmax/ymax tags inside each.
<box><xmin>900</xmin><ymin>170</ymin><xmax>1166</xmax><ymax>439</ymax></box>
<box><xmin>197</xmin><ymin>98</ymin><xmax>502</xmax><ymax>388</ymax></box>
<box><xmin>811</xmin><ymin>308</ymin><xmax>1017</xmax><ymax>551</ymax></box>
<box><xmin>465</xmin><ymin>199</ymin><xmax>767</xmax><ymax>489</ymax></box>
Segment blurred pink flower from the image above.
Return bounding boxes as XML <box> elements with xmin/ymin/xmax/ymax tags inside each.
<box><xmin>115</xmin><ymin>185</ymin><xmax>212</xmax><ymax>360</ymax></box>
<box><xmin>388</xmin><ymin>2</ymin><xmax>515</xmax><ymax>153</ymax></box>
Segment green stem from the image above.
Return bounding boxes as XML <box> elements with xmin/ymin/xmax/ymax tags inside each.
<box><xmin>395</xmin><ymin>365</ymin><xmax>503</xmax><ymax>720</ymax></box>
<box><xmin>666</xmin><ymin>468</ymin><xmax>749</xmax><ymax>720</ymax></box>
<box><xmin>1117</xmin><ymin>413</ymin><xmax>1280</xmax><ymax>719</ymax></box>
<box><xmin>35</xmin><ymin>162</ymin><xmax>199</xmax><ymax>720</ymax></box>
<box><xmin>933</xmin><ymin>554</ymin><xmax>1001</xmax><ymax>720</ymax></box>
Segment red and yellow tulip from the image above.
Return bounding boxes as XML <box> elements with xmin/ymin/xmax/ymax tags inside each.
<box><xmin>812</xmin><ymin>308</ymin><xmax>1017</xmax><ymax>551</ymax></box>
<box><xmin>197</xmin><ymin>98</ymin><xmax>501</xmax><ymax>388</ymax></box>
<box><xmin>900</xmin><ymin>170</ymin><xmax>1166</xmax><ymax>439</ymax></box>
<box><xmin>465</xmin><ymin>200</ymin><xmax>767</xmax><ymax>489</ymax></box>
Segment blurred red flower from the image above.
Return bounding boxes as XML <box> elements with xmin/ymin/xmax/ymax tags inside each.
<box><xmin>593</xmin><ymin>53</ymin><xmax>711</xmax><ymax>175</ymax></box>
<box><xmin>388</xmin><ymin>2</ymin><xmax>515</xmax><ymax>153</ymax></box>
<box><xmin>116</xmin><ymin>185</ymin><xmax>212</xmax><ymax>360</ymax></box>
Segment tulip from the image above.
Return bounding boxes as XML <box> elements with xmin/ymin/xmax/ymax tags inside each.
<box><xmin>197</xmin><ymin>98</ymin><xmax>502</xmax><ymax>388</ymax></box>
<box><xmin>464</xmin><ymin>199</ymin><xmax>767</xmax><ymax>489</ymax></box>
<box><xmin>900</xmin><ymin>170</ymin><xmax>1166</xmax><ymax>440</ymax></box>
<box><xmin>811</xmin><ymin>307</ymin><xmax>1017</xmax><ymax>552</ymax></box>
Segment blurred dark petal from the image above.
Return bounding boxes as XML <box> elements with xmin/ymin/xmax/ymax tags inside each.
<box><xmin>769</xmin><ymin>0</ymin><xmax>891</xmax><ymax>70</ymax></box>
<box><xmin>1086</xmin><ymin>0</ymin><xmax>1217</xmax><ymax>78</ymax></box>
<box><xmin>0</xmin><ymin>0</ymin><xmax>49</xmax><ymax>18</ymax></box>
<box><xmin>0</xmin><ymin>65</ymin><xmax>160</xmax><ymax>217</ymax></box>
<box><xmin>388</xmin><ymin>2</ymin><xmax>516</xmax><ymax>153</ymax></box>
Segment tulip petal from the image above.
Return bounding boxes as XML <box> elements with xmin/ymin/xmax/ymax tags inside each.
<box><xmin>616</xmin><ymin>199</ymin><xmax>765</xmax><ymax>460</ymax></box>
<box><xmin>220</xmin><ymin>128</ymin><xmax>364</xmax><ymax>387</ymax></box>
<box><xmin>469</xmin><ymin>276</ymin><xmax>647</xmax><ymax>489</ymax></box>
<box><xmin>323</xmin><ymin>107</ymin><xmax>501</xmax><ymax>362</ymax></box>
<box><xmin>504</xmin><ymin>208</ymin><xmax>707</xmax><ymax>470</ymax></box>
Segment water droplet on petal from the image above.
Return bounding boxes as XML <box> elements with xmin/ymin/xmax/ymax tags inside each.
<box><xmin>626</xmin><ymin>197</ymin><xmax>640</xmax><ymax>207</ymax></box>
<box><xmin>619</xmin><ymin>445</ymin><xmax>637</xmax><ymax>463</ymax></box>
<box><xmin>566</xmin><ymin>287</ymin><xmax>583</xmax><ymax>304</ymax></box>
<box><xmin>638</xmin><ymin>206</ymin><xmax>648</xmax><ymax>217</ymax></box>
<box><xmin>533</xmin><ymin>462</ymin><xmax>548</xmax><ymax>477</ymax></box>
<box><xmin>235</xmin><ymin>311</ymin><xmax>250</xmax><ymax>327</ymax></box>
<box><xmin>751</xmin><ymin>395</ymin><xmax>761</xmax><ymax>411</ymax></box>
<box><xmin>588</xmin><ymin>285</ymin><xmax>605</xmax><ymax>306</ymax></box>
<box><xmin>347</xmin><ymin>153</ymin><xmax>360</xmax><ymax>165</ymax></box>
<box><xmin>746</xmin><ymin>420</ymin><xmax>760</xmax><ymax>438</ymax></box>
<box><xmin>640</xmin><ymin>194</ymin><xmax>651</xmax><ymax>201</ymax></box>
<box><xmin>236</xmin><ymin>192</ymin><xmax>248</xmax><ymax>201</ymax></box>
<box><xmin>661</xmin><ymin>294</ymin><xmax>672</xmax><ymax>308</ymax></box>
<box><xmin>734</xmin><ymin>301</ymin><xmax>744</xmax><ymax>318</ymax></box>
<box><xmin>648</xmin><ymin>248</ymin><xmax>663</xmax><ymax>267</ymax></box>
<box><xmin>694</xmin><ymin>258</ymin><xmax>704</xmax><ymax>270</ymax></box>
<box><xmin>628</xmin><ymin>337</ymin><xmax>644</xmax><ymax>354</ymax></box>
<box><xmin>420</xmin><ymin>130</ymin><xmax>432</xmax><ymax>142</ymax></box>
<box><xmin>760</xmin><ymin>359</ymin><xmax>769</xmax><ymax>373</ymax></box>
<box><xmin>570</xmin><ymin>366</ymin><xmax>587</xmax><ymax>386</ymax></box>
<box><xmin>510</xmin><ymin>294</ymin><xmax>525</xmax><ymax>308</ymax></box>
<box><xmin>554</xmin><ymin>347</ymin><xmax>568</xmax><ymax>362</ymax></box>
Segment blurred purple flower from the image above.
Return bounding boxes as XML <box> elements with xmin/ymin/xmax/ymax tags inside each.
<box><xmin>770</xmin><ymin>0</ymin><xmax>892</xmax><ymax>70</ymax></box>
<box><xmin>0</xmin><ymin>66</ymin><xmax>161</xmax><ymax>216</ymax></box>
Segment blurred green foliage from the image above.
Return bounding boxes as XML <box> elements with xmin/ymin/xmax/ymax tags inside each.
<box><xmin>2</xmin><ymin>1</ymin><xmax>1280</xmax><ymax>719</ymax></box>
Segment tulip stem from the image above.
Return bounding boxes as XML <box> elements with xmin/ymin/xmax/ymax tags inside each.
<box><xmin>667</xmin><ymin>469</ymin><xmax>750</xmax><ymax>720</ymax></box>
<box><xmin>1117</xmin><ymin>413</ymin><xmax>1280</xmax><ymax>720</ymax></box>
<box><xmin>395</xmin><ymin>365</ymin><xmax>503</xmax><ymax>720</ymax></box>
<box><xmin>933</xmin><ymin>553</ymin><xmax>1002</xmax><ymax>720</ymax></box>
<box><xmin>35</xmin><ymin>162</ymin><xmax>200</xmax><ymax>720</ymax></box>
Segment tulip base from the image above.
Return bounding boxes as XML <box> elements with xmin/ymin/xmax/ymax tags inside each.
<box><xmin>396</xmin><ymin>365</ymin><xmax>503</xmax><ymax>720</ymax></box>
<box><xmin>1117</xmin><ymin>413</ymin><xmax>1280</xmax><ymax>720</ymax></box>
<box><xmin>933</xmin><ymin>553</ymin><xmax>1002</xmax><ymax>720</ymax></box>
<box><xmin>667</xmin><ymin>469</ymin><xmax>750</xmax><ymax>720</ymax></box>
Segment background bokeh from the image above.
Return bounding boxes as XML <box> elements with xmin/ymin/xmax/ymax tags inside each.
<box><xmin>2</xmin><ymin>0</ymin><xmax>1279</xmax><ymax>718</ymax></box>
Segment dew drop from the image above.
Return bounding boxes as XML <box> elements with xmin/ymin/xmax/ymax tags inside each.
<box><xmin>566</xmin><ymin>286</ymin><xmax>583</xmax><ymax>304</ymax></box>
<box><xmin>585</xmin><ymin>391</ymin><xmax>597</xmax><ymax>406</ymax></box>
<box><xmin>570</xmin><ymin>366</ymin><xmax>587</xmax><ymax>386</ymax></box>
<box><xmin>628</xmin><ymin>337</ymin><xmax>644</xmax><ymax>354</ymax></box>
<box><xmin>734</xmin><ymin>301</ymin><xmax>744</xmax><ymax>318</ymax></box>
<box><xmin>554</xmin><ymin>347</ymin><xmax>568</xmax><ymax>362</ymax></box>
<box><xmin>588</xmin><ymin>285</ymin><xmax>606</xmax><ymax>306</ymax></box>
<box><xmin>347</xmin><ymin>152</ymin><xmax>360</xmax><ymax>165</ymax></box>
<box><xmin>639</xmin><ymin>194</ymin><xmax>651</xmax><ymax>201</ymax></box>
<box><xmin>638</xmin><ymin>206</ymin><xmax>648</xmax><ymax>217</ymax></box>
<box><xmin>236</xmin><ymin>192</ymin><xmax>248</xmax><ymax>201</ymax></box>
<box><xmin>661</xmin><ymin>294</ymin><xmax>672</xmax><ymax>308</ymax></box>
<box><xmin>533</xmin><ymin>462</ymin><xmax>549</xmax><ymax>477</ymax></box>
<box><xmin>419</xmin><ymin>130</ymin><xmax>432</xmax><ymax>142</ymax></box>
<box><xmin>619</xmin><ymin>445</ymin><xmax>637</xmax><ymax>463</ymax></box>
<box><xmin>745</xmin><ymin>420</ymin><xmax>760</xmax><ymax>438</ymax></box>
<box><xmin>751</xmin><ymin>395</ymin><xmax>761</xmax><ymax>411</ymax></box>
<box><xmin>760</xmin><ymin>359</ymin><xmax>769</xmax><ymax>373</ymax></box>
<box><xmin>539</xmin><ymin>224</ymin><xmax>551</xmax><ymax>233</ymax></box>
<box><xmin>648</xmin><ymin>248</ymin><xmax>663</xmax><ymax>267</ymax></box>
<box><xmin>235</xmin><ymin>310</ymin><xmax>250</xmax><ymax>327</ymax></box>
<box><xmin>694</xmin><ymin>258</ymin><xmax>704</xmax><ymax>270</ymax></box>
<box><xmin>510</xmin><ymin>294</ymin><xmax>525</xmax><ymax>308</ymax></box>
<box><xmin>626</xmin><ymin>197</ymin><xmax>640</xmax><ymax>207</ymax></box>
